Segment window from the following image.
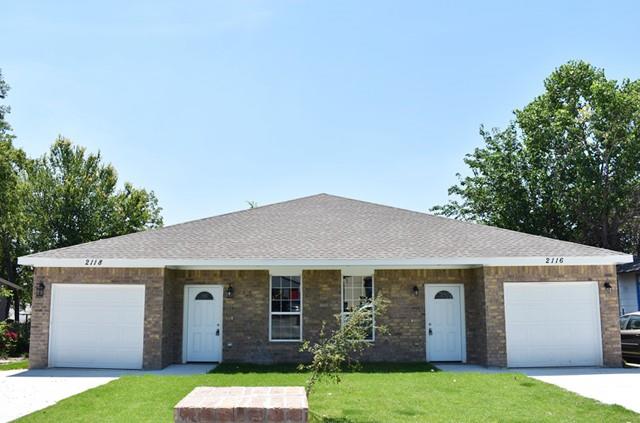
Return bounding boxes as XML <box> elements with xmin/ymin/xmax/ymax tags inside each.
<box><xmin>342</xmin><ymin>275</ymin><xmax>374</xmax><ymax>341</ymax></box>
<box><xmin>270</xmin><ymin>276</ymin><xmax>302</xmax><ymax>341</ymax></box>
<box><xmin>434</xmin><ymin>290</ymin><xmax>453</xmax><ymax>300</ymax></box>
<box><xmin>628</xmin><ymin>316</ymin><xmax>640</xmax><ymax>330</ymax></box>
<box><xmin>620</xmin><ymin>316</ymin><xmax>630</xmax><ymax>330</ymax></box>
<box><xmin>195</xmin><ymin>291</ymin><xmax>213</xmax><ymax>300</ymax></box>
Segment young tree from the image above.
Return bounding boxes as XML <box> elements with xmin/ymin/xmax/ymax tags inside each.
<box><xmin>433</xmin><ymin>61</ymin><xmax>640</xmax><ymax>255</ymax></box>
<box><xmin>298</xmin><ymin>295</ymin><xmax>388</xmax><ymax>394</ymax></box>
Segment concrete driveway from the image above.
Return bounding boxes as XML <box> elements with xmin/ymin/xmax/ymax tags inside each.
<box><xmin>522</xmin><ymin>367</ymin><xmax>640</xmax><ymax>414</ymax></box>
<box><xmin>437</xmin><ymin>364</ymin><xmax>640</xmax><ymax>414</ymax></box>
<box><xmin>0</xmin><ymin>364</ymin><xmax>214</xmax><ymax>422</ymax></box>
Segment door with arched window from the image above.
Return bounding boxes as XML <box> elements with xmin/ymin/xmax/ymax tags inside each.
<box><xmin>185</xmin><ymin>285</ymin><xmax>223</xmax><ymax>362</ymax></box>
<box><xmin>425</xmin><ymin>284</ymin><xmax>465</xmax><ymax>362</ymax></box>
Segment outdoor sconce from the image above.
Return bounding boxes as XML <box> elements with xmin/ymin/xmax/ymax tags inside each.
<box><xmin>412</xmin><ymin>285</ymin><xmax>420</xmax><ymax>297</ymax></box>
<box><xmin>226</xmin><ymin>284</ymin><xmax>234</xmax><ymax>298</ymax></box>
<box><xmin>35</xmin><ymin>281</ymin><xmax>46</xmax><ymax>298</ymax></box>
<box><xmin>604</xmin><ymin>282</ymin><xmax>613</xmax><ymax>293</ymax></box>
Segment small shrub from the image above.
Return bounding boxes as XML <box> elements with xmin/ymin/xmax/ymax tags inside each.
<box><xmin>0</xmin><ymin>321</ymin><xmax>29</xmax><ymax>358</ymax></box>
<box><xmin>0</xmin><ymin>321</ymin><xmax>18</xmax><ymax>359</ymax></box>
<box><xmin>298</xmin><ymin>294</ymin><xmax>388</xmax><ymax>394</ymax></box>
<box><xmin>13</xmin><ymin>321</ymin><xmax>30</xmax><ymax>356</ymax></box>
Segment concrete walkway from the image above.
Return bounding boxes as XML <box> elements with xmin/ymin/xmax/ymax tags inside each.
<box><xmin>437</xmin><ymin>364</ymin><xmax>640</xmax><ymax>414</ymax></box>
<box><xmin>0</xmin><ymin>364</ymin><xmax>215</xmax><ymax>422</ymax></box>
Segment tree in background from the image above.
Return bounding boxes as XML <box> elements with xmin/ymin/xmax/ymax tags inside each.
<box><xmin>433</xmin><ymin>61</ymin><xmax>640</xmax><ymax>255</ymax></box>
<box><xmin>0</xmin><ymin>69</ymin><xmax>11</xmax><ymax>134</ymax></box>
<box><xmin>0</xmin><ymin>70</ymin><xmax>29</xmax><ymax>321</ymax></box>
<box><xmin>0</xmin><ymin>69</ymin><xmax>164</xmax><ymax>324</ymax></box>
<box><xmin>27</xmin><ymin>138</ymin><xmax>163</xmax><ymax>252</ymax></box>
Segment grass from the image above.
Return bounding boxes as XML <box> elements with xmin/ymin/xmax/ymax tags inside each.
<box><xmin>17</xmin><ymin>363</ymin><xmax>639</xmax><ymax>423</ymax></box>
<box><xmin>0</xmin><ymin>358</ymin><xmax>28</xmax><ymax>370</ymax></box>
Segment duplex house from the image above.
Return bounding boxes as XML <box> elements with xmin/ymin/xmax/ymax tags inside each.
<box><xmin>19</xmin><ymin>194</ymin><xmax>632</xmax><ymax>370</ymax></box>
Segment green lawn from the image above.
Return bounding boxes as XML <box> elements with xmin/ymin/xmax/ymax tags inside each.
<box><xmin>17</xmin><ymin>363</ymin><xmax>639</xmax><ymax>422</ymax></box>
<box><xmin>0</xmin><ymin>358</ymin><xmax>28</xmax><ymax>371</ymax></box>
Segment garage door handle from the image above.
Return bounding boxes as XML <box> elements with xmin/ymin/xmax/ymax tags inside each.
<box><xmin>428</xmin><ymin>328</ymin><xmax>433</xmax><ymax>336</ymax></box>
<box><xmin>216</xmin><ymin>329</ymin><xmax>220</xmax><ymax>336</ymax></box>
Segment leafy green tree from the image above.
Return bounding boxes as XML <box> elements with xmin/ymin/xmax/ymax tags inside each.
<box><xmin>27</xmin><ymin>137</ymin><xmax>163</xmax><ymax>251</ymax></box>
<box><xmin>433</xmin><ymin>61</ymin><xmax>640</xmax><ymax>255</ymax></box>
<box><xmin>0</xmin><ymin>70</ymin><xmax>164</xmax><ymax>322</ymax></box>
<box><xmin>0</xmin><ymin>69</ymin><xmax>11</xmax><ymax>134</ymax></box>
<box><xmin>0</xmin><ymin>140</ymin><xmax>28</xmax><ymax>320</ymax></box>
<box><xmin>107</xmin><ymin>182</ymin><xmax>163</xmax><ymax>237</ymax></box>
<box><xmin>0</xmin><ymin>70</ymin><xmax>28</xmax><ymax>321</ymax></box>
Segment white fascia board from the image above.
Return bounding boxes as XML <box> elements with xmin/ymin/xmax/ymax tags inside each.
<box><xmin>17</xmin><ymin>254</ymin><xmax>634</xmax><ymax>268</ymax></box>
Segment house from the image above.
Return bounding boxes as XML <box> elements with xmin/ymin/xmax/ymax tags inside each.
<box><xmin>618</xmin><ymin>257</ymin><xmax>640</xmax><ymax>315</ymax></box>
<box><xmin>18</xmin><ymin>194</ymin><xmax>632</xmax><ymax>370</ymax></box>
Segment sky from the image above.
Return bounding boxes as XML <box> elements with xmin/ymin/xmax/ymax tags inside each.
<box><xmin>2</xmin><ymin>1</ymin><xmax>640</xmax><ymax>225</ymax></box>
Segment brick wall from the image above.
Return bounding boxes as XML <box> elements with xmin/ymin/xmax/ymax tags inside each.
<box><xmin>29</xmin><ymin>264</ymin><xmax>622</xmax><ymax>369</ymax></box>
<box><xmin>29</xmin><ymin>267</ymin><xmax>166</xmax><ymax>369</ymax></box>
<box><xmin>298</xmin><ymin>269</ymin><xmax>341</xmax><ymax>350</ymax></box>
<box><xmin>467</xmin><ymin>268</ymin><xmax>487</xmax><ymax>364</ymax></box>
<box><xmin>164</xmin><ymin>269</ymin><xmax>342</xmax><ymax>364</ymax></box>
<box><xmin>167</xmin><ymin>268</ymin><xmax>482</xmax><ymax>364</ymax></box>
<box><xmin>165</xmin><ymin>269</ymin><xmax>297</xmax><ymax>364</ymax></box>
<box><xmin>372</xmin><ymin>269</ymin><xmax>481</xmax><ymax>362</ymax></box>
<box><xmin>481</xmin><ymin>265</ymin><xmax>621</xmax><ymax>367</ymax></box>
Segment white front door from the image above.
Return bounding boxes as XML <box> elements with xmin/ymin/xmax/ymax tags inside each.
<box><xmin>185</xmin><ymin>286</ymin><xmax>223</xmax><ymax>362</ymax></box>
<box><xmin>426</xmin><ymin>284</ymin><xmax>464</xmax><ymax>361</ymax></box>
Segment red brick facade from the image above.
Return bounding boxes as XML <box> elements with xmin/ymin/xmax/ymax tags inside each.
<box><xmin>29</xmin><ymin>265</ymin><xmax>622</xmax><ymax>369</ymax></box>
<box><xmin>30</xmin><ymin>267</ymin><xmax>166</xmax><ymax>369</ymax></box>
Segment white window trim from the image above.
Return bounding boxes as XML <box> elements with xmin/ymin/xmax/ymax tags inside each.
<box><xmin>341</xmin><ymin>273</ymin><xmax>375</xmax><ymax>342</ymax></box>
<box><xmin>269</xmin><ymin>274</ymin><xmax>303</xmax><ymax>342</ymax></box>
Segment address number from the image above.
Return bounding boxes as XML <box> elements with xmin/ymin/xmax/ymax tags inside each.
<box><xmin>545</xmin><ymin>257</ymin><xmax>564</xmax><ymax>264</ymax></box>
<box><xmin>84</xmin><ymin>259</ymin><xmax>103</xmax><ymax>266</ymax></box>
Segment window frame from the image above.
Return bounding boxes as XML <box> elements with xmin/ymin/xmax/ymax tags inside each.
<box><xmin>341</xmin><ymin>274</ymin><xmax>375</xmax><ymax>342</ymax></box>
<box><xmin>620</xmin><ymin>316</ymin><xmax>630</xmax><ymax>330</ymax></box>
<box><xmin>628</xmin><ymin>316</ymin><xmax>640</xmax><ymax>331</ymax></box>
<box><xmin>268</xmin><ymin>274</ymin><xmax>303</xmax><ymax>342</ymax></box>
<box><xmin>195</xmin><ymin>291</ymin><xmax>214</xmax><ymax>300</ymax></box>
<box><xmin>434</xmin><ymin>290</ymin><xmax>454</xmax><ymax>300</ymax></box>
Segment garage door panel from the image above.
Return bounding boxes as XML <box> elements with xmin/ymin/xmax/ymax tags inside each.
<box><xmin>49</xmin><ymin>284</ymin><xmax>145</xmax><ymax>369</ymax></box>
<box><xmin>504</xmin><ymin>282</ymin><xmax>602</xmax><ymax>367</ymax></box>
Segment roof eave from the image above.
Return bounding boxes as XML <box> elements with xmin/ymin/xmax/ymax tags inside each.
<box><xmin>17</xmin><ymin>254</ymin><xmax>634</xmax><ymax>269</ymax></box>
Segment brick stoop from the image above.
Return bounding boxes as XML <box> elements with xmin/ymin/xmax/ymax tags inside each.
<box><xmin>174</xmin><ymin>387</ymin><xmax>308</xmax><ymax>423</ymax></box>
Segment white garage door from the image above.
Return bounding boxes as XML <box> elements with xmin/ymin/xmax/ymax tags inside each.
<box><xmin>504</xmin><ymin>282</ymin><xmax>602</xmax><ymax>367</ymax></box>
<box><xmin>49</xmin><ymin>284</ymin><xmax>145</xmax><ymax>369</ymax></box>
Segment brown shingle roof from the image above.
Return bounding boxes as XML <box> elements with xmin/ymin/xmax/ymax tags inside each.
<box><xmin>20</xmin><ymin>194</ymin><xmax>629</xmax><ymax>263</ymax></box>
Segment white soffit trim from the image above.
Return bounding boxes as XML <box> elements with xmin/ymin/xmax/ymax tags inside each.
<box><xmin>17</xmin><ymin>254</ymin><xmax>634</xmax><ymax>268</ymax></box>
